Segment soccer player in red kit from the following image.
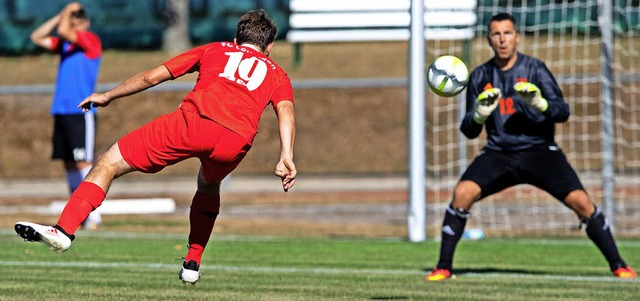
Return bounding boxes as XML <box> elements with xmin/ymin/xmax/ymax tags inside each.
<box><xmin>15</xmin><ymin>9</ymin><xmax>296</xmax><ymax>285</ymax></box>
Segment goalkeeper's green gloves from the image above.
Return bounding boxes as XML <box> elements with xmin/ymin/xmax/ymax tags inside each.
<box><xmin>473</xmin><ymin>88</ymin><xmax>501</xmax><ymax>124</ymax></box>
<box><xmin>514</xmin><ymin>82</ymin><xmax>548</xmax><ymax>112</ymax></box>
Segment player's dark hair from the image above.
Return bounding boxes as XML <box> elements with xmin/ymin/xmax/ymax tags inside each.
<box><xmin>71</xmin><ymin>8</ymin><xmax>87</xmax><ymax>20</ymax></box>
<box><xmin>235</xmin><ymin>9</ymin><xmax>277</xmax><ymax>52</ymax></box>
<box><xmin>488</xmin><ymin>12</ymin><xmax>518</xmax><ymax>32</ymax></box>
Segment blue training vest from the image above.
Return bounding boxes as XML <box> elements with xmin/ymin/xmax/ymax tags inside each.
<box><xmin>51</xmin><ymin>40</ymin><xmax>101</xmax><ymax>115</ymax></box>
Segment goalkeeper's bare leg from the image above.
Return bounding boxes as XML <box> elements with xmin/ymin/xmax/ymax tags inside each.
<box><xmin>565</xmin><ymin>190</ymin><xmax>637</xmax><ymax>279</ymax></box>
<box><xmin>426</xmin><ymin>180</ymin><xmax>479</xmax><ymax>281</ymax></box>
<box><xmin>427</xmin><ymin>183</ymin><xmax>637</xmax><ymax>281</ymax></box>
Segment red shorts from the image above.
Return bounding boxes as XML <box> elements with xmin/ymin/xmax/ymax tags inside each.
<box><xmin>118</xmin><ymin>108</ymin><xmax>252</xmax><ymax>183</ymax></box>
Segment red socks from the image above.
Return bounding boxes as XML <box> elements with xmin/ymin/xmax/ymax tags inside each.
<box><xmin>56</xmin><ymin>181</ymin><xmax>106</xmax><ymax>235</ymax></box>
<box><xmin>56</xmin><ymin>181</ymin><xmax>219</xmax><ymax>267</ymax></box>
<box><xmin>185</xmin><ymin>191</ymin><xmax>220</xmax><ymax>265</ymax></box>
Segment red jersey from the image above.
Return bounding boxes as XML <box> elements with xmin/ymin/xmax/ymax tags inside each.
<box><xmin>163</xmin><ymin>42</ymin><xmax>294</xmax><ymax>142</ymax></box>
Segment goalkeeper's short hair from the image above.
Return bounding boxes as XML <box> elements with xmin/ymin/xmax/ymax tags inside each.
<box><xmin>488</xmin><ymin>12</ymin><xmax>518</xmax><ymax>33</ymax></box>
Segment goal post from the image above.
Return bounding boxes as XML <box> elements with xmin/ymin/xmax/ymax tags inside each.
<box><xmin>408</xmin><ymin>0</ymin><xmax>477</xmax><ymax>242</ymax></box>
<box><xmin>597</xmin><ymin>0</ymin><xmax>615</xmax><ymax>231</ymax></box>
<box><xmin>407</xmin><ymin>0</ymin><xmax>426</xmax><ymax>242</ymax></box>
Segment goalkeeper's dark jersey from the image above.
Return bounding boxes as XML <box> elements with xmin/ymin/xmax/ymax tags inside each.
<box><xmin>460</xmin><ymin>53</ymin><xmax>570</xmax><ymax>152</ymax></box>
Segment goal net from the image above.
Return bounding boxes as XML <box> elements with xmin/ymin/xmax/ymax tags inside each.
<box><xmin>426</xmin><ymin>0</ymin><xmax>640</xmax><ymax>237</ymax></box>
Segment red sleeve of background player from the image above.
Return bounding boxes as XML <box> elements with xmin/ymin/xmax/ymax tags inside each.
<box><xmin>271</xmin><ymin>73</ymin><xmax>294</xmax><ymax>107</ymax></box>
<box><xmin>162</xmin><ymin>44</ymin><xmax>211</xmax><ymax>78</ymax></box>
<box><xmin>49</xmin><ymin>36</ymin><xmax>61</xmax><ymax>53</ymax></box>
<box><xmin>75</xmin><ymin>31</ymin><xmax>102</xmax><ymax>59</ymax></box>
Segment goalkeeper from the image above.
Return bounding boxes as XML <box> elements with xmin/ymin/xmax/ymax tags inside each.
<box><xmin>426</xmin><ymin>12</ymin><xmax>636</xmax><ymax>281</ymax></box>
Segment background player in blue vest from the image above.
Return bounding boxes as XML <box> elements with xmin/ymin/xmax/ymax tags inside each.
<box><xmin>30</xmin><ymin>2</ymin><xmax>102</xmax><ymax>230</ymax></box>
<box><xmin>426</xmin><ymin>12</ymin><xmax>636</xmax><ymax>281</ymax></box>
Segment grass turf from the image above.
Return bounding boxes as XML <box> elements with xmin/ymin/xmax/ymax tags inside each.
<box><xmin>0</xmin><ymin>230</ymin><xmax>638</xmax><ymax>301</ymax></box>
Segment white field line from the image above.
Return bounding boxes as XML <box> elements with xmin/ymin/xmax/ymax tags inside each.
<box><xmin>4</xmin><ymin>227</ymin><xmax>640</xmax><ymax>248</ymax></box>
<box><xmin>2</xmin><ymin>231</ymin><xmax>638</xmax><ymax>283</ymax></box>
<box><xmin>4</xmin><ymin>228</ymin><xmax>640</xmax><ymax>247</ymax></box>
<box><xmin>0</xmin><ymin>229</ymin><xmax>406</xmax><ymax>242</ymax></box>
<box><xmin>0</xmin><ymin>260</ymin><xmax>638</xmax><ymax>283</ymax></box>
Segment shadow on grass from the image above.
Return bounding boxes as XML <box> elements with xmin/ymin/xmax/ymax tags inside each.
<box><xmin>456</xmin><ymin>267</ymin><xmax>547</xmax><ymax>275</ymax></box>
<box><xmin>422</xmin><ymin>267</ymin><xmax>546</xmax><ymax>275</ymax></box>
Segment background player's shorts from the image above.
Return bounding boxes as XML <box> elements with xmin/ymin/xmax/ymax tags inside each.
<box><xmin>461</xmin><ymin>145</ymin><xmax>585</xmax><ymax>202</ymax></box>
<box><xmin>51</xmin><ymin>113</ymin><xmax>96</xmax><ymax>162</ymax></box>
<box><xmin>118</xmin><ymin>108</ymin><xmax>252</xmax><ymax>183</ymax></box>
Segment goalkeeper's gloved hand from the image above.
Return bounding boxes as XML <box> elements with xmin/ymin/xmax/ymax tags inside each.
<box><xmin>473</xmin><ymin>88</ymin><xmax>501</xmax><ymax>124</ymax></box>
<box><xmin>514</xmin><ymin>82</ymin><xmax>548</xmax><ymax>112</ymax></box>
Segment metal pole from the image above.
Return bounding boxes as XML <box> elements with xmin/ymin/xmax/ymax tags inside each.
<box><xmin>597</xmin><ymin>0</ymin><xmax>615</xmax><ymax>231</ymax></box>
<box><xmin>408</xmin><ymin>0</ymin><xmax>426</xmax><ymax>242</ymax></box>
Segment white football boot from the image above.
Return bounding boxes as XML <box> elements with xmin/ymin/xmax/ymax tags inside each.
<box><xmin>14</xmin><ymin>222</ymin><xmax>73</xmax><ymax>253</ymax></box>
<box><xmin>178</xmin><ymin>260</ymin><xmax>201</xmax><ymax>285</ymax></box>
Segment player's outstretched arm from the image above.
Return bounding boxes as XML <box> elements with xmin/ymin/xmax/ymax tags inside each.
<box><xmin>79</xmin><ymin>65</ymin><xmax>173</xmax><ymax>112</ymax></box>
<box><xmin>30</xmin><ymin>14</ymin><xmax>60</xmax><ymax>49</ymax></box>
<box><xmin>274</xmin><ymin>100</ymin><xmax>296</xmax><ymax>192</ymax></box>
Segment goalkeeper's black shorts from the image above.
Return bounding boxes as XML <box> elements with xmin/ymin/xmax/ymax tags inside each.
<box><xmin>460</xmin><ymin>144</ymin><xmax>585</xmax><ymax>202</ymax></box>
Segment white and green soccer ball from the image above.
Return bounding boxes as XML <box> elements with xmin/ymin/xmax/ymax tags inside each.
<box><xmin>427</xmin><ymin>55</ymin><xmax>469</xmax><ymax>97</ymax></box>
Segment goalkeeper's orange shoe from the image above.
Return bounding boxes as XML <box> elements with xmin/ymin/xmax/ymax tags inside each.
<box><xmin>425</xmin><ymin>268</ymin><xmax>453</xmax><ymax>281</ymax></box>
<box><xmin>613</xmin><ymin>266</ymin><xmax>637</xmax><ymax>279</ymax></box>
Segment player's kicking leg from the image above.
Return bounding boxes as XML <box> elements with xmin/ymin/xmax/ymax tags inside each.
<box><xmin>15</xmin><ymin>142</ymin><xmax>131</xmax><ymax>254</ymax></box>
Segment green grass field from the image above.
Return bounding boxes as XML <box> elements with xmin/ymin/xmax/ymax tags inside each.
<box><xmin>1</xmin><ymin>230</ymin><xmax>639</xmax><ymax>301</ymax></box>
